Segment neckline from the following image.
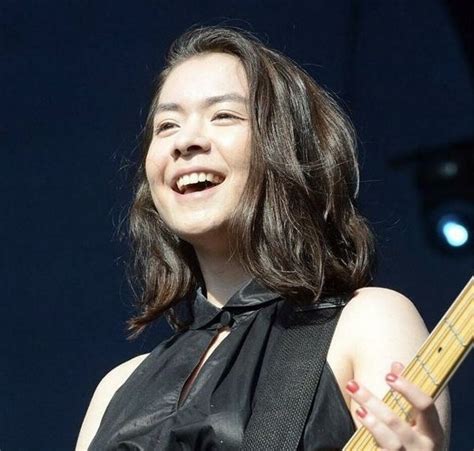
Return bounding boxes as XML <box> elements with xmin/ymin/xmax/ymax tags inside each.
<box><xmin>170</xmin><ymin>278</ymin><xmax>281</xmax><ymax>331</ymax></box>
<box><xmin>168</xmin><ymin>279</ymin><xmax>350</xmax><ymax>331</ymax></box>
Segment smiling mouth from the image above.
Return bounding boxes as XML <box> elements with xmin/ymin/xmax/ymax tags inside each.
<box><xmin>174</xmin><ymin>172</ymin><xmax>225</xmax><ymax>195</ymax></box>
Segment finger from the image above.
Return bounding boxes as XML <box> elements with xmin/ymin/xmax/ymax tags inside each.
<box><xmin>346</xmin><ymin>380</ymin><xmax>418</xmax><ymax>449</ymax></box>
<box><xmin>352</xmin><ymin>405</ymin><xmax>406</xmax><ymax>450</ymax></box>
<box><xmin>385</xmin><ymin>372</ymin><xmax>442</xmax><ymax>438</ymax></box>
<box><xmin>388</xmin><ymin>362</ymin><xmax>414</xmax><ymax>424</ymax></box>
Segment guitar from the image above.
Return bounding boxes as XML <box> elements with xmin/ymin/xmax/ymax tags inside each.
<box><xmin>343</xmin><ymin>277</ymin><xmax>473</xmax><ymax>450</ymax></box>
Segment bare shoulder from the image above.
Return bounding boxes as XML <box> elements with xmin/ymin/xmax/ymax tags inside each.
<box><xmin>338</xmin><ymin>286</ymin><xmax>429</xmax><ymax>370</ymax></box>
<box><xmin>75</xmin><ymin>353</ymin><xmax>150</xmax><ymax>451</ymax></box>
<box><xmin>342</xmin><ymin>286</ymin><xmax>425</xmax><ymax>323</ymax></box>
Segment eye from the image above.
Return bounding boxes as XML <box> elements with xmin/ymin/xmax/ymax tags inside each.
<box><xmin>154</xmin><ymin>122</ymin><xmax>177</xmax><ymax>134</ymax></box>
<box><xmin>213</xmin><ymin>112</ymin><xmax>242</xmax><ymax>121</ymax></box>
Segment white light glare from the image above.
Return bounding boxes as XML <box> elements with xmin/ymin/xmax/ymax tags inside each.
<box><xmin>441</xmin><ymin>220</ymin><xmax>469</xmax><ymax>247</ymax></box>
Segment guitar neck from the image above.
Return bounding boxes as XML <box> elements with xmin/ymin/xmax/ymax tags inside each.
<box><xmin>343</xmin><ymin>277</ymin><xmax>473</xmax><ymax>450</ymax></box>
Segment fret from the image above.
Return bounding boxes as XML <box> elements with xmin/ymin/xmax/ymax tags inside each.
<box><xmin>414</xmin><ymin>355</ymin><xmax>440</xmax><ymax>386</ymax></box>
<box><xmin>387</xmin><ymin>390</ymin><xmax>411</xmax><ymax>419</ymax></box>
<box><xmin>444</xmin><ymin>313</ymin><xmax>469</xmax><ymax>347</ymax></box>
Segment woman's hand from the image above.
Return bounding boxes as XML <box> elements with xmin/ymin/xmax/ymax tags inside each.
<box><xmin>345</xmin><ymin>361</ymin><xmax>445</xmax><ymax>450</ymax></box>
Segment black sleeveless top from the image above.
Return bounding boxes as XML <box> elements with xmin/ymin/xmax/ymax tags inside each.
<box><xmin>90</xmin><ymin>280</ymin><xmax>355</xmax><ymax>450</ymax></box>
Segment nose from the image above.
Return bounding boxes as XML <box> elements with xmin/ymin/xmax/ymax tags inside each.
<box><xmin>172</xmin><ymin>121</ymin><xmax>211</xmax><ymax>158</ymax></box>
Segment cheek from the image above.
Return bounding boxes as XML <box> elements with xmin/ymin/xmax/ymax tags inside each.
<box><xmin>145</xmin><ymin>149</ymin><xmax>166</xmax><ymax>186</ymax></box>
<box><xmin>220</xmin><ymin>130</ymin><xmax>252</xmax><ymax>171</ymax></box>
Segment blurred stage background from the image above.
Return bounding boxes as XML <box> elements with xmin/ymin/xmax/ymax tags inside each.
<box><xmin>2</xmin><ymin>1</ymin><xmax>473</xmax><ymax>449</ymax></box>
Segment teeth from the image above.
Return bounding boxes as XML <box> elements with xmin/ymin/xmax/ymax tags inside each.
<box><xmin>176</xmin><ymin>172</ymin><xmax>224</xmax><ymax>193</ymax></box>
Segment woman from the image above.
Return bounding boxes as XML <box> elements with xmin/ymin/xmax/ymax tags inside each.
<box><xmin>77</xmin><ymin>26</ymin><xmax>450</xmax><ymax>450</ymax></box>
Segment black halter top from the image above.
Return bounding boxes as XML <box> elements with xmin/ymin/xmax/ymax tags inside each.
<box><xmin>90</xmin><ymin>280</ymin><xmax>355</xmax><ymax>450</ymax></box>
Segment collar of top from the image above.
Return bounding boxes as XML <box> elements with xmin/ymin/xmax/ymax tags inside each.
<box><xmin>171</xmin><ymin>278</ymin><xmax>282</xmax><ymax>331</ymax></box>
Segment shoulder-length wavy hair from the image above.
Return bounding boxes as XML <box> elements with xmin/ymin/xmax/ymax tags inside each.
<box><xmin>126</xmin><ymin>25</ymin><xmax>375</xmax><ymax>336</ymax></box>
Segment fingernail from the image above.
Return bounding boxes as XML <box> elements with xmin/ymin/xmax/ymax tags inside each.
<box><xmin>346</xmin><ymin>380</ymin><xmax>359</xmax><ymax>393</ymax></box>
<box><xmin>386</xmin><ymin>372</ymin><xmax>398</xmax><ymax>383</ymax></box>
<box><xmin>393</xmin><ymin>361</ymin><xmax>404</xmax><ymax>372</ymax></box>
<box><xmin>356</xmin><ymin>407</ymin><xmax>367</xmax><ymax>418</ymax></box>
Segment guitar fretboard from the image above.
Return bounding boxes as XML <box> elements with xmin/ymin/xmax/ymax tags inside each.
<box><xmin>343</xmin><ymin>278</ymin><xmax>473</xmax><ymax>450</ymax></box>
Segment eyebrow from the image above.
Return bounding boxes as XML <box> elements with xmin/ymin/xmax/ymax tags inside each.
<box><xmin>155</xmin><ymin>93</ymin><xmax>248</xmax><ymax>115</ymax></box>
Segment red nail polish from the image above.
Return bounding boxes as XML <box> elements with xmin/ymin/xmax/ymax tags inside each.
<box><xmin>386</xmin><ymin>373</ymin><xmax>398</xmax><ymax>383</ymax></box>
<box><xmin>346</xmin><ymin>380</ymin><xmax>359</xmax><ymax>393</ymax></box>
<box><xmin>356</xmin><ymin>407</ymin><xmax>367</xmax><ymax>418</ymax></box>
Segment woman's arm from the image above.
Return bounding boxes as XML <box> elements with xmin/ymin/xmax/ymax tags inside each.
<box><xmin>341</xmin><ymin>287</ymin><xmax>450</xmax><ymax>450</ymax></box>
<box><xmin>75</xmin><ymin>353</ymin><xmax>149</xmax><ymax>451</ymax></box>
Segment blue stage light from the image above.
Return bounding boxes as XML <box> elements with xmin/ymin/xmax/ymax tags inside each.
<box><xmin>438</xmin><ymin>215</ymin><xmax>469</xmax><ymax>248</ymax></box>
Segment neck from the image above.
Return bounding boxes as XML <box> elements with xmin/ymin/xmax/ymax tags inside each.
<box><xmin>193</xmin><ymin>244</ymin><xmax>251</xmax><ymax>308</ymax></box>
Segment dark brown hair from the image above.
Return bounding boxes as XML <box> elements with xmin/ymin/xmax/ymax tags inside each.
<box><xmin>127</xmin><ymin>25</ymin><xmax>375</xmax><ymax>336</ymax></box>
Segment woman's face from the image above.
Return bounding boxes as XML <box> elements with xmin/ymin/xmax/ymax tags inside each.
<box><xmin>146</xmin><ymin>52</ymin><xmax>251</xmax><ymax>250</ymax></box>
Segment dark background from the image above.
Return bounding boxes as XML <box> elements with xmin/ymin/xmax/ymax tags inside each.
<box><xmin>2</xmin><ymin>1</ymin><xmax>473</xmax><ymax>449</ymax></box>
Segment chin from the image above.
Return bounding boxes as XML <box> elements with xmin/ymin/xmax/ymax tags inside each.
<box><xmin>174</xmin><ymin>222</ymin><xmax>229</xmax><ymax>250</ymax></box>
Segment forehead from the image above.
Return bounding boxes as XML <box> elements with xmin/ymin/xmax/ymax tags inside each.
<box><xmin>157</xmin><ymin>53</ymin><xmax>248</xmax><ymax>106</ymax></box>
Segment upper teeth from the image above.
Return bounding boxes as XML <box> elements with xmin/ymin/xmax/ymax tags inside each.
<box><xmin>176</xmin><ymin>172</ymin><xmax>224</xmax><ymax>192</ymax></box>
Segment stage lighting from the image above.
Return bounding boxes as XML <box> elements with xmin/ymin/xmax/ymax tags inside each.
<box><xmin>439</xmin><ymin>216</ymin><xmax>469</xmax><ymax>248</ymax></box>
<box><xmin>427</xmin><ymin>202</ymin><xmax>473</xmax><ymax>253</ymax></box>
<box><xmin>391</xmin><ymin>140</ymin><xmax>473</xmax><ymax>255</ymax></box>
